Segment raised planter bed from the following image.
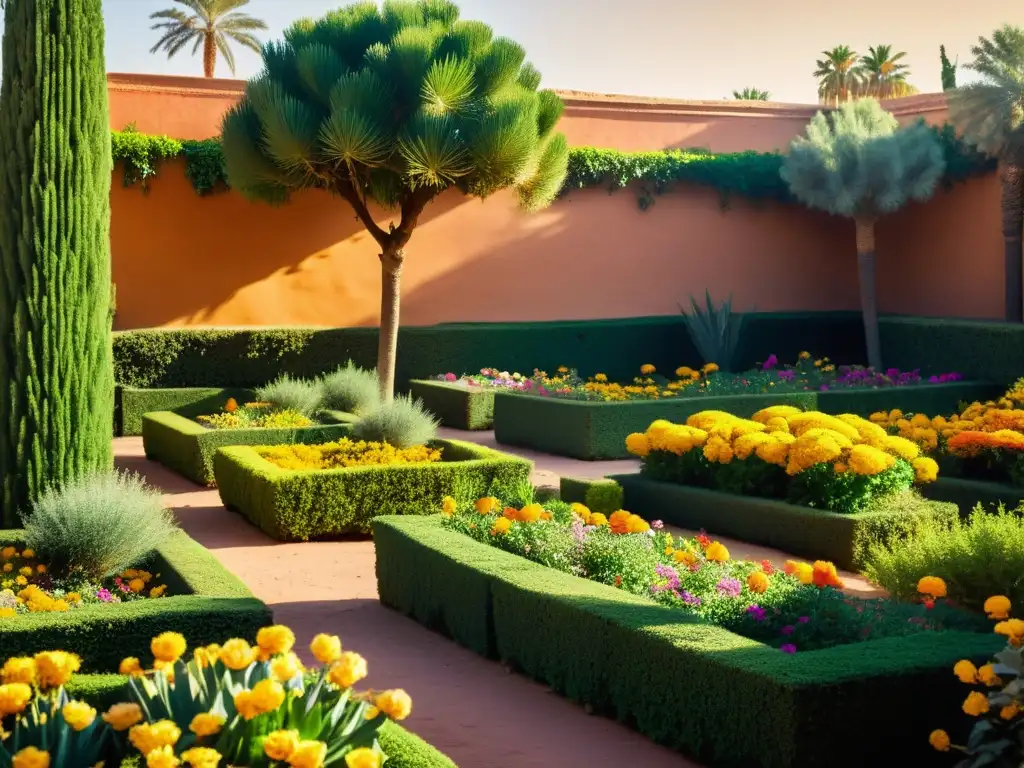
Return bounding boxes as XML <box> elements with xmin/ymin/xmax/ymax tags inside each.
<box><xmin>612</xmin><ymin>474</ymin><xmax>958</xmax><ymax>570</ymax></box>
<box><xmin>922</xmin><ymin>476</ymin><xmax>1024</xmax><ymax>514</ymax></box>
<box><xmin>409</xmin><ymin>379</ymin><xmax>494</xmax><ymax>430</ymax></box>
<box><xmin>492</xmin><ymin>381</ymin><xmax>1001</xmax><ymax>459</ymax></box>
<box><xmin>117</xmin><ymin>386</ymin><xmax>255</xmax><ymax>436</ymax></box>
<box><xmin>373</xmin><ymin>515</ymin><xmax>998</xmax><ymax>768</ymax></box>
<box><xmin>142</xmin><ymin>410</ymin><xmax>353</xmax><ymax>486</ymax></box>
<box><xmin>0</xmin><ymin>528</ymin><xmax>271</xmax><ymax>672</ymax></box>
<box><xmin>215</xmin><ymin>439</ymin><xmax>533</xmax><ymax>541</ymax></box>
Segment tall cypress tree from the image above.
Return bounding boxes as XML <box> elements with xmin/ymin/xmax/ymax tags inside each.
<box><xmin>0</xmin><ymin>0</ymin><xmax>114</xmax><ymax>525</ymax></box>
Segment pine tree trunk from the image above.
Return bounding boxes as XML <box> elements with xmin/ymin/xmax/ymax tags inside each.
<box><xmin>377</xmin><ymin>250</ymin><xmax>403</xmax><ymax>402</ymax></box>
<box><xmin>203</xmin><ymin>32</ymin><xmax>216</xmax><ymax>77</ymax></box>
<box><xmin>0</xmin><ymin>0</ymin><xmax>114</xmax><ymax>525</ymax></box>
<box><xmin>999</xmin><ymin>159</ymin><xmax>1024</xmax><ymax>322</ymax></box>
<box><xmin>854</xmin><ymin>217</ymin><xmax>883</xmax><ymax>372</ymax></box>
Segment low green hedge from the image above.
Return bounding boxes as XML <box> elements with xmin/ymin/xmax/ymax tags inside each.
<box><xmin>492</xmin><ymin>381</ymin><xmax>999</xmax><ymax>460</ymax></box>
<box><xmin>613</xmin><ymin>475</ymin><xmax>958</xmax><ymax>571</ymax></box>
<box><xmin>374</xmin><ymin>515</ymin><xmax>998</xmax><ymax>768</ymax></box>
<box><xmin>408</xmin><ymin>380</ymin><xmax>494</xmax><ymax>430</ymax></box>
<box><xmin>558</xmin><ymin>476</ymin><xmax>625</xmax><ymax>513</ymax></box>
<box><xmin>117</xmin><ymin>386</ymin><xmax>255</xmax><ymax>436</ymax></box>
<box><xmin>142</xmin><ymin>411</ymin><xmax>352</xmax><ymax>486</ymax></box>
<box><xmin>64</xmin><ymin>674</ymin><xmax>457</xmax><ymax>768</ymax></box>
<box><xmin>215</xmin><ymin>440</ymin><xmax>534</xmax><ymax>541</ymax></box>
<box><xmin>0</xmin><ymin>529</ymin><xmax>271</xmax><ymax>672</ymax></box>
<box><xmin>922</xmin><ymin>476</ymin><xmax>1024</xmax><ymax>514</ymax></box>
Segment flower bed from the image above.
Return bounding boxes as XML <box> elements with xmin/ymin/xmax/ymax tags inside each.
<box><xmin>0</xmin><ymin>529</ymin><xmax>271</xmax><ymax>672</ymax></box>
<box><xmin>117</xmin><ymin>386</ymin><xmax>255</xmax><ymax>436</ymax></box>
<box><xmin>214</xmin><ymin>439</ymin><xmax>533</xmax><ymax>541</ymax></box>
<box><xmin>408</xmin><ymin>379</ymin><xmax>495</xmax><ymax>430</ymax></box>
<box><xmin>374</xmin><ymin>514</ymin><xmax>1000</xmax><ymax>768</ymax></box>
<box><xmin>142</xmin><ymin>407</ymin><xmax>353</xmax><ymax>486</ymax></box>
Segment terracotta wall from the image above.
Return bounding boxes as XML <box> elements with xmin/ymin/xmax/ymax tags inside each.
<box><xmin>105</xmin><ymin>74</ymin><xmax>999</xmax><ymax>329</ymax></box>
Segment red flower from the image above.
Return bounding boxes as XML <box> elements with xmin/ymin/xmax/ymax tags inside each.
<box><xmin>923</xmin><ymin>598</ymin><xmax>935</xmax><ymax>610</ymax></box>
<box><xmin>761</xmin><ymin>560</ymin><xmax>775</xmax><ymax>575</ymax></box>
<box><xmin>615</xmin><ymin>575</ymin><xmax>622</xmax><ymax>587</ymax></box>
<box><xmin>696</xmin><ymin>533</ymin><xmax>712</xmax><ymax>550</ymax></box>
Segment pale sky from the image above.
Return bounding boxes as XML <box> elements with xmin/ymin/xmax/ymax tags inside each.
<box><xmin>24</xmin><ymin>0</ymin><xmax>1024</xmax><ymax>102</ymax></box>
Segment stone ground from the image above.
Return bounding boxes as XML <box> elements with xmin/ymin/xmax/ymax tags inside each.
<box><xmin>114</xmin><ymin>429</ymin><xmax>881</xmax><ymax>768</ymax></box>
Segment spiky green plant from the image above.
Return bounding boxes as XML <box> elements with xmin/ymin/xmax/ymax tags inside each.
<box><xmin>732</xmin><ymin>88</ymin><xmax>770</xmax><ymax>101</ymax></box>
<box><xmin>940</xmin><ymin>44</ymin><xmax>958</xmax><ymax>90</ymax></box>
<box><xmin>0</xmin><ymin>0</ymin><xmax>114</xmax><ymax>526</ymax></box>
<box><xmin>220</xmin><ymin>0</ymin><xmax>569</xmax><ymax>401</ymax></box>
<box><xmin>679</xmin><ymin>292</ymin><xmax>745</xmax><ymax>372</ymax></box>
<box><xmin>781</xmin><ymin>99</ymin><xmax>945</xmax><ymax>370</ymax></box>
<box><xmin>319</xmin><ymin>362</ymin><xmax>381</xmax><ymax>415</ymax></box>
<box><xmin>255</xmin><ymin>374</ymin><xmax>324</xmax><ymax>416</ymax></box>
<box><xmin>948</xmin><ymin>26</ymin><xmax>1024</xmax><ymax>322</ymax></box>
<box><xmin>814</xmin><ymin>45</ymin><xmax>863</xmax><ymax>105</ymax></box>
<box><xmin>351</xmin><ymin>395</ymin><xmax>439</xmax><ymax>448</ymax></box>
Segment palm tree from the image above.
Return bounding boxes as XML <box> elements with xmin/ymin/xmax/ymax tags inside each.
<box><xmin>732</xmin><ymin>87</ymin><xmax>770</xmax><ymax>101</ymax></box>
<box><xmin>948</xmin><ymin>25</ymin><xmax>1024</xmax><ymax>322</ymax></box>
<box><xmin>859</xmin><ymin>45</ymin><xmax>917</xmax><ymax>99</ymax></box>
<box><xmin>814</xmin><ymin>45</ymin><xmax>862</xmax><ymax>105</ymax></box>
<box><xmin>782</xmin><ymin>100</ymin><xmax>945</xmax><ymax>369</ymax></box>
<box><xmin>149</xmin><ymin>0</ymin><xmax>267</xmax><ymax>78</ymax></box>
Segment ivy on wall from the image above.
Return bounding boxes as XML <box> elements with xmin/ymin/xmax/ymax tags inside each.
<box><xmin>110</xmin><ymin>121</ymin><xmax>995</xmax><ymax>209</ymax></box>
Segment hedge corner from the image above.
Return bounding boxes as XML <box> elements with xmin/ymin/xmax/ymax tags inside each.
<box><xmin>409</xmin><ymin>380</ymin><xmax>494</xmax><ymax>430</ymax></box>
<box><xmin>558</xmin><ymin>476</ymin><xmax>624</xmax><ymax>513</ymax></box>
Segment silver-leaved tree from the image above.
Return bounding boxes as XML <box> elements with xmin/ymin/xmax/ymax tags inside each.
<box><xmin>781</xmin><ymin>99</ymin><xmax>945</xmax><ymax>371</ymax></box>
<box><xmin>220</xmin><ymin>0</ymin><xmax>569</xmax><ymax>400</ymax></box>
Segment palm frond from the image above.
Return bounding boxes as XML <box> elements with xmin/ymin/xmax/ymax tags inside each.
<box><xmin>221</xmin><ymin>101</ymin><xmax>294</xmax><ymax>203</ymax></box>
<box><xmin>421</xmin><ymin>56</ymin><xmax>476</xmax><ymax>116</ymax></box>
<box><xmin>517</xmin><ymin>133</ymin><xmax>569</xmax><ymax>212</ymax></box>
<box><xmin>518</xmin><ymin>62</ymin><xmax>542</xmax><ymax>91</ymax></box>
<box><xmin>474</xmin><ymin>37</ymin><xmax>526</xmax><ymax>96</ymax></box>
<box><xmin>436</xmin><ymin>19</ymin><xmax>492</xmax><ymax>61</ymax></box>
<box><xmin>215</xmin><ymin>32</ymin><xmax>237</xmax><ymax>74</ymax></box>
<box><xmin>398</xmin><ymin>112</ymin><xmax>471</xmax><ymax>188</ymax></box>
<box><xmin>320</xmin><ymin>109</ymin><xmax>392</xmax><ymax>168</ymax></box>
<box><xmin>382</xmin><ymin>0</ymin><xmax>423</xmax><ymax>35</ymax></box>
<box><xmin>295</xmin><ymin>43</ymin><xmax>347</xmax><ymax>106</ymax></box>
<box><xmin>419</xmin><ymin>0</ymin><xmax>461</xmax><ymax>27</ymax></box>
<box><xmin>247</xmin><ymin>77</ymin><xmax>321</xmax><ymax>176</ymax></box>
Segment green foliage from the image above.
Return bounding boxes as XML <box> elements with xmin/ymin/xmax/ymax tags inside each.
<box><xmin>732</xmin><ymin>88</ymin><xmax>770</xmax><ymax>100</ymax></box>
<box><xmin>21</xmin><ymin>472</ymin><xmax>175</xmax><ymax>580</ymax></box>
<box><xmin>680</xmin><ymin>291</ymin><xmax>745</xmax><ymax>372</ymax></box>
<box><xmin>0</xmin><ymin>529</ymin><xmax>271</xmax><ymax>671</ymax></box>
<box><xmin>112</xmin><ymin>125</ymin><xmax>183</xmax><ymax>188</ymax></box>
<box><xmin>214</xmin><ymin>441</ymin><xmax>532</xmax><ymax>541</ymax></box>
<box><xmin>781</xmin><ymin>100</ymin><xmax>946</xmax><ymax>219</ymax></box>
<box><xmin>118</xmin><ymin>387</ymin><xmax>256</xmax><ymax>436</ymax></box>
<box><xmin>0</xmin><ymin>0</ymin><xmax>115</xmax><ymax>525</ymax></box>
<box><xmin>558</xmin><ymin>476</ymin><xmax>624</xmax><ymax>514</ymax></box>
<box><xmin>408</xmin><ymin>380</ymin><xmax>494</xmax><ymax>430</ymax></box>
<box><xmin>181</xmin><ymin>138</ymin><xmax>230</xmax><ymax>194</ymax></box>
<box><xmin>319</xmin><ymin>362</ymin><xmax>381</xmax><ymax>415</ymax></box>
<box><xmin>940</xmin><ymin>45</ymin><xmax>958</xmax><ymax>90</ymax></box>
<box><xmin>0</xmin><ymin>686</ymin><xmax>112</xmax><ymax>768</ymax></box>
<box><xmin>149</xmin><ymin>0</ymin><xmax>267</xmax><ymax>77</ymax></box>
<box><xmin>864</xmin><ymin>506</ymin><xmax>1024</xmax><ymax>612</ymax></box>
<box><xmin>351</xmin><ymin>395</ymin><xmax>440</xmax><ymax>449</ymax></box>
<box><xmin>255</xmin><ymin>374</ymin><xmax>324</xmax><ymax>416</ymax></box>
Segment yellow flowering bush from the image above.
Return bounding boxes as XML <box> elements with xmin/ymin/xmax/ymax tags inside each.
<box><xmin>257</xmin><ymin>438</ymin><xmax>442</xmax><ymax>471</ymax></box>
<box><xmin>197</xmin><ymin>402</ymin><xmax>315</xmax><ymax>430</ymax></box>
<box><xmin>113</xmin><ymin>627</ymin><xmax>411</xmax><ymax>768</ymax></box>
<box><xmin>930</xmin><ymin>595</ymin><xmax>1024</xmax><ymax>766</ymax></box>
<box><xmin>627</xmin><ymin>407</ymin><xmax>935</xmax><ymax>513</ymax></box>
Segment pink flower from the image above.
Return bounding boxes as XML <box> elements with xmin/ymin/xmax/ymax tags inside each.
<box><xmin>445</xmin><ymin>373</ymin><xmax>457</xmax><ymax>382</ymax></box>
<box><xmin>780</xmin><ymin>644</ymin><xmax>797</xmax><ymax>654</ymax></box>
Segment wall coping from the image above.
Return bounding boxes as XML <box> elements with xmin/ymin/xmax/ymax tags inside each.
<box><xmin>107</xmin><ymin>72</ymin><xmax>949</xmax><ymax>120</ymax></box>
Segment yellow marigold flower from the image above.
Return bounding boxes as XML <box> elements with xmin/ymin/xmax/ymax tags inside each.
<box><xmin>15</xmin><ymin>575</ymin><xmax>27</xmax><ymax>586</ymax></box>
<box><xmin>2</xmin><ymin>563</ymin><xmax>11</xmax><ymax>572</ymax></box>
<box><xmin>11</xmin><ymin>746</ymin><xmax>49</xmax><ymax>768</ymax></box>
<box><xmin>752</xmin><ymin>405</ymin><xmax>803</xmax><ymax>424</ymax></box>
<box><xmin>180</xmin><ymin>747</ymin><xmax>222</xmax><ymax>768</ymax></box>
<box><xmin>328</xmin><ymin>652</ymin><xmax>368</xmax><ymax>688</ymax></box>
<box><xmin>570</xmin><ymin>503</ymin><xmax>591</xmax><ymax>524</ymax></box>
<box><xmin>475</xmin><ymin>497</ymin><xmax>499</xmax><ymax>515</ymax></box>
<box><xmin>517</xmin><ymin>503</ymin><xmax>544</xmax><ymax>523</ymax></box>
<box><xmin>589</xmin><ymin>512</ymin><xmax>608</xmax><ymax>527</ymax></box>
<box><xmin>594</xmin><ymin>373</ymin><xmax>608</xmax><ymax>383</ymax></box>
<box><xmin>146</xmin><ymin>745</ymin><xmax>179</xmax><ymax>768</ymax></box>
<box><xmin>962</xmin><ymin>691</ymin><xmax>990</xmax><ymax>716</ymax></box>
<box><xmin>702</xmin><ymin>362</ymin><xmax>719</xmax><ymax>374</ymax></box>
<box><xmin>66</xmin><ymin>592</ymin><xmax>82</xmax><ymax>603</ymax></box>
<box><xmin>1</xmin><ymin>657</ymin><xmax>35</xmax><ymax>685</ymax></box>
<box><xmin>984</xmin><ymin>595</ymin><xmax>1012</xmax><ymax>620</ymax></box>
<box><xmin>918</xmin><ymin>576</ymin><xmax>948</xmax><ymax>599</ymax></box>
<box><xmin>625</xmin><ymin>432</ymin><xmax>650</xmax><ymax>457</ymax></box>
<box><xmin>675</xmin><ymin>366</ymin><xmax>692</xmax><ymax>378</ymax></box>
<box><xmin>0</xmin><ymin>546</ymin><xmax>14</xmax><ymax>559</ymax></box>
<box><xmin>953</xmin><ymin>659</ymin><xmax>978</xmax><ymax>684</ymax></box>
<box><xmin>288</xmin><ymin>741</ymin><xmax>328</xmax><ymax>768</ymax></box>
<box><xmin>151</xmin><ymin>632</ymin><xmax>187</xmax><ymax>664</ymax></box>
<box><xmin>705</xmin><ymin>542</ymin><xmax>729</xmax><ymax>563</ymax></box>
<box><xmin>33</xmin><ymin>651</ymin><xmax>80</xmax><ymax>689</ymax></box>
<box><xmin>491</xmin><ymin>517</ymin><xmax>512</xmax><ymax>536</ymax></box>
<box><xmin>224</xmin><ymin>398</ymin><xmax>239</xmax><ymax>413</ymax></box>
<box><xmin>309</xmin><ymin>634</ymin><xmax>342</xmax><ymax>665</ymax></box>
<box><xmin>0</xmin><ymin>607</ymin><xmax>14</xmax><ymax>618</ymax></box>
<box><xmin>153</xmin><ymin>659</ymin><xmax>176</xmax><ymax>683</ymax></box>
<box><xmin>20</xmin><ymin>549</ymin><xmax>34</xmax><ymax>559</ymax></box>
<box><xmin>674</xmin><ymin>550</ymin><xmax>697</xmax><ymax>566</ymax></box>
<box><xmin>150</xmin><ymin>585</ymin><xmax>167</xmax><ymax>599</ymax></box>
<box><xmin>189</xmin><ymin>712</ymin><xmax>225</xmax><ymax>738</ymax></box>
<box><xmin>441</xmin><ymin>496</ymin><xmax>457</xmax><ymax>515</ymax></box>
<box><xmin>18</xmin><ymin>567</ymin><xmax>32</xmax><ymax>577</ymax></box>
<box><xmin>784</xmin><ymin>560</ymin><xmax>814</xmax><ymax>585</ymax></box>
<box><xmin>61</xmin><ymin>700</ymin><xmax>96</xmax><ymax>731</ymax></box>
<box><xmin>271</xmin><ymin>652</ymin><xmax>304</xmax><ymax>683</ymax></box>
<box><xmin>375</xmin><ymin>689</ymin><xmax>413</xmax><ymax>721</ymax></box>
<box><xmin>0</xmin><ymin>682</ymin><xmax>33</xmax><ymax>716</ymax></box>
<box><xmin>889</xmin><ymin>409</ymin><xmax>903</xmax><ymax>420</ymax></box>
<box><xmin>798</xmin><ymin>351</ymin><xmax>811</xmax><ymax>360</ymax></box>
<box><xmin>978</xmin><ymin>664</ymin><xmax>1002</xmax><ymax>687</ymax></box>
<box><xmin>36</xmin><ymin>564</ymin><xmax>46</xmax><ymax>574</ymax></box>
<box><xmin>219</xmin><ymin>638</ymin><xmax>257</xmax><ymax>670</ymax></box>
<box><xmin>264</xmin><ymin>730</ymin><xmax>301</xmax><ymax>761</ymax></box>
<box><xmin>995</xmin><ymin>618</ymin><xmax>1024</xmax><ymax>646</ymax></box>
<box><xmin>102</xmin><ymin>702</ymin><xmax>143</xmax><ymax>731</ymax></box>
<box><xmin>625</xmin><ymin>515</ymin><xmax>650</xmax><ymax>534</ymax></box>
<box><xmin>1001</xmin><ymin>701</ymin><xmax>1021</xmax><ymax>720</ymax></box>
<box><xmin>129</xmin><ymin>578</ymin><xmax>145</xmax><ymax>593</ymax></box>
<box><xmin>345</xmin><ymin>748</ymin><xmax>383</xmax><ymax>768</ymax></box>
<box><xmin>747</xmin><ymin>571</ymin><xmax>770</xmax><ymax>594</ymax></box>
<box><xmin>640</xmin><ymin>364</ymin><xmax>656</xmax><ymax>375</ymax></box>
<box><xmin>847</xmin><ymin>444</ymin><xmax>896</xmax><ymax>476</ymax></box>
<box><xmin>257</xmin><ymin>625</ymin><xmax>296</xmax><ymax>657</ymax></box>
<box><xmin>608</xmin><ymin>510</ymin><xmax>633</xmax><ymax>535</ymax></box>
<box><xmin>882</xmin><ymin>435</ymin><xmax>920</xmax><ymax>461</ymax></box>
<box><xmin>129</xmin><ymin>720</ymin><xmax>182</xmax><ymax>755</ymax></box>
<box><xmin>912</xmin><ymin>456</ymin><xmax>939</xmax><ymax>484</ymax></box>
<box><xmin>928</xmin><ymin>729</ymin><xmax>950</xmax><ymax>752</ymax></box>
<box><xmin>250</xmin><ymin>679</ymin><xmax>286</xmax><ymax>716</ymax></box>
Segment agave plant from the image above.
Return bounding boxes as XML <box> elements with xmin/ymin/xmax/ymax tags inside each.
<box><xmin>679</xmin><ymin>291</ymin><xmax>745</xmax><ymax>372</ymax></box>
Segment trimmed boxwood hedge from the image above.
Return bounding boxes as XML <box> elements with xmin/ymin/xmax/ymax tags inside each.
<box><xmin>142</xmin><ymin>410</ymin><xmax>352</xmax><ymax>486</ymax></box>
<box><xmin>117</xmin><ymin>386</ymin><xmax>255</xmax><ymax>436</ymax></box>
<box><xmin>492</xmin><ymin>380</ymin><xmax>1000</xmax><ymax>460</ymax></box>
<box><xmin>922</xmin><ymin>476</ymin><xmax>1024</xmax><ymax>514</ymax></box>
<box><xmin>64</xmin><ymin>674</ymin><xmax>457</xmax><ymax>768</ymax></box>
<box><xmin>0</xmin><ymin>529</ymin><xmax>271</xmax><ymax>672</ymax></box>
<box><xmin>374</xmin><ymin>515</ymin><xmax>999</xmax><ymax>768</ymax></box>
<box><xmin>215</xmin><ymin>440</ymin><xmax>533</xmax><ymax>541</ymax></box>
<box><xmin>613</xmin><ymin>475</ymin><xmax>959</xmax><ymax>570</ymax></box>
<box><xmin>558</xmin><ymin>476</ymin><xmax>624</xmax><ymax>514</ymax></box>
<box><xmin>408</xmin><ymin>380</ymin><xmax>494</xmax><ymax>430</ymax></box>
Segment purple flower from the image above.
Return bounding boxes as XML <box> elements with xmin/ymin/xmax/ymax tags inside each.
<box><xmin>716</xmin><ymin>577</ymin><xmax>743</xmax><ymax>597</ymax></box>
<box><xmin>570</xmin><ymin>518</ymin><xmax>587</xmax><ymax>544</ymax></box>
<box><xmin>679</xmin><ymin>590</ymin><xmax>702</xmax><ymax>607</ymax></box>
<box><xmin>780</xmin><ymin>644</ymin><xmax>798</xmax><ymax>654</ymax></box>
<box><xmin>96</xmin><ymin>588</ymin><xmax>114</xmax><ymax>603</ymax></box>
<box><xmin>762</xmin><ymin>354</ymin><xmax>778</xmax><ymax>371</ymax></box>
<box><xmin>797</xmin><ymin>616</ymin><xmax>810</xmax><ymax>624</ymax></box>
<box><xmin>819</xmin><ymin>384</ymin><xmax>829</xmax><ymax>391</ymax></box>
<box><xmin>777</xmin><ymin>370</ymin><xmax>795</xmax><ymax>382</ymax></box>
<box><xmin>444</xmin><ymin>372</ymin><xmax>457</xmax><ymax>382</ymax></box>
<box><xmin>780</xmin><ymin>625</ymin><xmax>795</xmax><ymax>636</ymax></box>
<box><xmin>746</xmin><ymin>605</ymin><xmax>766</xmax><ymax>622</ymax></box>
